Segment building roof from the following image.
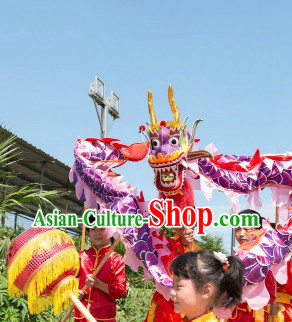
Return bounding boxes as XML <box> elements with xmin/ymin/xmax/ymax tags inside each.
<box><xmin>0</xmin><ymin>126</ymin><xmax>83</xmax><ymax>234</ymax></box>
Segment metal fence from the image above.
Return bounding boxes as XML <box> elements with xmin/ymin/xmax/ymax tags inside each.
<box><xmin>3</xmin><ymin>212</ymin><xmax>80</xmax><ymax>237</ymax></box>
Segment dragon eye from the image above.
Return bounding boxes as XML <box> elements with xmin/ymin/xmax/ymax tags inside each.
<box><xmin>151</xmin><ymin>139</ymin><xmax>160</xmax><ymax>149</ymax></box>
<box><xmin>170</xmin><ymin>137</ymin><xmax>179</xmax><ymax>146</ymax></box>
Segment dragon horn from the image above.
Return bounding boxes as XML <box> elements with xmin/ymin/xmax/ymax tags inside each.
<box><xmin>168</xmin><ymin>84</ymin><xmax>180</xmax><ymax>124</ymax></box>
<box><xmin>148</xmin><ymin>90</ymin><xmax>158</xmax><ymax>127</ymax></box>
<box><xmin>188</xmin><ymin>119</ymin><xmax>203</xmax><ymax>152</ymax></box>
<box><xmin>191</xmin><ymin>119</ymin><xmax>203</xmax><ymax>142</ymax></box>
<box><xmin>188</xmin><ymin>120</ymin><xmax>203</xmax><ymax>151</ymax></box>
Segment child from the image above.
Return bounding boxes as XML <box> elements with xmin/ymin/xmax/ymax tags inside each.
<box><xmin>74</xmin><ymin>225</ymin><xmax>126</xmax><ymax>322</ymax></box>
<box><xmin>144</xmin><ymin>227</ymin><xmax>201</xmax><ymax>322</ymax></box>
<box><xmin>230</xmin><ymin>209</ymin><xmax>276</xmax><ymax>321</ymax></box>
<box><xmin>170</xmin><ymin>250</ymin><xmax>244</xmax><ymax>322</ymax></box>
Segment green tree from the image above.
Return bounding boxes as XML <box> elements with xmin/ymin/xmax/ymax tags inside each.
<box><xmin>195</xmin><ymin>234</ymin><xmax>227</xmax><ymax>253</ymax></box>
<box><xmin>0</xmin><ymin>135</ymin><xmax>65</xmax><ymax>220</ymax></box>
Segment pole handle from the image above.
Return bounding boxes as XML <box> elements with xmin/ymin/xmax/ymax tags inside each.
<box><xmin>62</xmin><ymin>236</ymin><xmax>121</xmax><ymax>322</ymax></box>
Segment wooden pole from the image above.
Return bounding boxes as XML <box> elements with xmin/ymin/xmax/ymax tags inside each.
<box><xmin>271</xmin><ymin>206</ymin><xmax>280</xmax><ymax>322</ymax></box>
<box><xmin>275</xmin><ymin>206</ymin><xmax>280</xmax><ymax>229</ymax></box>
<box><xmin>70</xmin><ymin>293</ymin><xmax>96</xmax><ymax>322</ymax></box>
<box><xmin>81</xmin><ymin>224</ymin><xmax>86</xmax><ymax>252</ymax></box>
<box><xmin>81</xmin><ymin>206</ymin><xmax>87</xmax><ymax>251</ymax></box>
<box><xmin>62</xmin><ymin>236</ymin><xmax>121</xmax><ymax>322</ymax></box>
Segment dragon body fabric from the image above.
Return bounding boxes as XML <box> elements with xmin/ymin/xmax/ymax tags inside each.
<box><xmin>70</xmin><ymin>85</ymin><xmax>292</xmax><ymax>310</ymax></box>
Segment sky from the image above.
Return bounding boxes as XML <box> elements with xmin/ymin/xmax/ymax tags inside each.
<box><xmin>1</xmin><ymin>1</ymin><xmax>291</xmax><ymax>251</ymax></box>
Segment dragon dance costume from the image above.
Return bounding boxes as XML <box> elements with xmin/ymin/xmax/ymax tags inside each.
<box><xmin>273</xmin><ymin>260</ymin><xmax>292</xmax><ymax>321</ymax></box>
<box><xmin>144</xmin><ymin>234</ymin><xmax>185</xmax><ymax>322</ymax></box>
<box><xmin>144</xmin><ymin>233</ymin><xmax>208</xmax><ymax>322</ymax></box>
<box><xmin>228</xmin><ymin>271</ymin><xmax>275</xmax><ymax>321</ymax></box>
<box><xmin>228</xmin><ymin>208</ymin><xmax>292</xmax><ymax>321</ymax></box>
<box><xmin>273</xmin><ymin>217</ymin><xmax>292</xmax><ymax>321</ymax></box>
<box><xmin>70</xmin><ymin>85</ymin><xmax>292</xmax><ymax>321</ymax></box>
<box><xmin>74</xmin><ymin>244</ymin><xmax>126</xmax><ymax>321</ymax></box>
<box><xmin>182</xmin><ymin>311</ymin><xmax>218</xmax><ymax>322</ymax></box>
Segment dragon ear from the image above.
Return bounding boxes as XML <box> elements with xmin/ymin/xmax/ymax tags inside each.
<box><xmin>122</xmin><ymin>141</ymin><xmax>150</xmax><ymax>161</ymax></box>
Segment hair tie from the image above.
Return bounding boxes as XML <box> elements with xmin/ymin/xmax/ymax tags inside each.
<box><xmin>213</xmin><ymin>251</ymin><xmax>230</xmax><ymax>271</ymax></box>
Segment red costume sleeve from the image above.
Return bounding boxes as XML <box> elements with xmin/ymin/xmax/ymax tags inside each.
<box><xmin>107</xmin><ymin>254</ymin><xmax>127</xmax><ymax>300</ymax></box>
<box><xmin>265</xmin><ymin>271</ymin><xmax>276</xmax><ymax>303</ymax></box>
<box><xmin>284</xmin><ymin>259</ymin><xmax>292</xmax><ymax>294</ymax></box>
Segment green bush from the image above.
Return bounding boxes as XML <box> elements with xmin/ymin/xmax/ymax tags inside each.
<box><xmin>0</xmin><ymin>262</ymin><xmax>58</xmax><ymax>321</ymax></box>
<box><xmin>117</xmin><ymin>287</ymin><xmax>154</xmax><ymax>322</ymax></box>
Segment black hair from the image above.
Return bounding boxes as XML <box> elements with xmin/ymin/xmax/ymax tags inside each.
<box><xmin>85</xmin><ymin>214</ymin><xmax>114</xmax><ymax>244</ymax></box>
<box><xmin>85</xmin><ymin>214</ymin><xmax>96</xmax><ymax>233</ymax></box>
<box><xmin>170</xmin><ymin>250</ymin><xmax>244</xmax><ymax>308</ymax></box>
<box><xmin>238</xmin><ymin>209</ymin><xmax>263</xmax><ymax>229</ymax></box>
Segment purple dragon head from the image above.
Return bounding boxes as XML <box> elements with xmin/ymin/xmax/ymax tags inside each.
<box><xmin>141</xmin><ymin>85</ymin><xmax>212</xmax><ymax>196</ymax></box>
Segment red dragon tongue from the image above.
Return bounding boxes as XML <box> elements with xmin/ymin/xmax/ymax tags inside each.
<box><xmin>154</xmin><ymin>163</ymin><xmax>186</xmax><ymax>194</ymax></box>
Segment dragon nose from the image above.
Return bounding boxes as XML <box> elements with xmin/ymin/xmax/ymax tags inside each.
<box><xmin>154</xmin><ymin>145</ymin><xmax>178</xmax><ymax>158</ymax></box>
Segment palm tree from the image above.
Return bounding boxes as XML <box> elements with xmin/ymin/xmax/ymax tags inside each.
<box><xmin>0</xmin><ymin>135</ymin><xmax>64</xmax><ymax>216</ymax></box>
<box><xmin>0</xmin><ymin>135</ymin><xmax>65</xmax><ymax>258</ymax></box>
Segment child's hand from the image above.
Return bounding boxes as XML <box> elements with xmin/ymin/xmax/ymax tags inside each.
<box><xmin>85</xmin><ymin>274</ymin><xmax>95</xmax><ymax>288</ymax></box>
<box><xmin>78</xmin><ymin>290</ymin><xmax>85</xmax><ymax>300</ymax></box>
<box><xmin>270</xmin><ymin>302</ymin><xmax>279</xmax><ymax>315</ymax></box>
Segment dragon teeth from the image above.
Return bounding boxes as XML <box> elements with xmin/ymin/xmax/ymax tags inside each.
<box><xmin>154</xmin><ymin>165</ymin><xmax>179</xmax><ymax>174</ymax></box>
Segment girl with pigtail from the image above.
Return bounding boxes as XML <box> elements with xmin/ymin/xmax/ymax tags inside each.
<box><xmin>170</xmin><ymin>250</ymin><xmax>244</xmax><ymax>322</ymax></box>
